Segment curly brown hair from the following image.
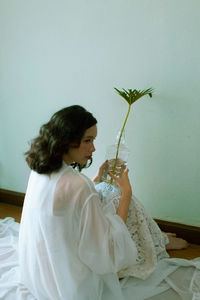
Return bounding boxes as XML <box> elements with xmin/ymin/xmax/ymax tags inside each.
<box><xmin>25</xmin><ymin>105</ymin><xmax>97</xmax><ymax>174</ymax></box>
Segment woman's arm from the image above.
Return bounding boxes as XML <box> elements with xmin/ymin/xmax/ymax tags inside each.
<box><xmin>109</xmin><ymin>168</ymin><xmax>132</xmax><ymax>224</ymax></box>
<box><xmin>78</xmin><ymin>181</ymin><xmax>137</xmax><ymax>274</ymax></box>
<box><xmin>93</xmin><ymin>162</ymin><xmax>132</xmax><ymax>223</ymax></box>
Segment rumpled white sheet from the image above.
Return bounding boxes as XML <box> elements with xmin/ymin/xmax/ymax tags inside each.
<box><xmin>0</xmin><ymin>217</ymin><xmax>35</xmax><ymax>299</ymax></box>
<box><xmin>1</xmin><ymin>218</ymin><xmax>200</xmax><ymax>300</ymax></box>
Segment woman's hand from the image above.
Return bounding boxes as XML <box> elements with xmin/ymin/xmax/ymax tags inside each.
<box><xmin>109</xmin><ymin>168</ymin><xmax>132</xmax><ymax>198</ymax></box>
<box><xmin>92</xmin><ymin>161</ymin><xmax>108</xmax><ymax>182</ymax></box>
<box><xmin>109</xmin><ymin>168</ymin><xmax>132</xmax><ymax>223</ymax></box>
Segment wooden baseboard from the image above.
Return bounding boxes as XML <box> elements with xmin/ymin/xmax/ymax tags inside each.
<box><xmin>0</xmin><ymin>188</ymin><xmax>199</xmax><ymax>244</ymax></box>
<box><xmin>0</xmin><ymin>188</ymin><xmax>25</xmax><ymax>207</ymax></box>
<box><xmin>154</xmin><ymin>218</ymin><xmax>200</xmax><ymax>245</ymax></box>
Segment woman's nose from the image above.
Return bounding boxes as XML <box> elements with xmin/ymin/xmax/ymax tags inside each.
<box><xmin>91</xmin><ymin>143</ymin><xmax>96</xmax><ymax>152</ymax></box>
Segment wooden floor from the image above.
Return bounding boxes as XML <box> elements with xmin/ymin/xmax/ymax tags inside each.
<box><xmin>0</xmin><ymin>202</ymin><xmax>200</xmax><ymax>260</ymax></box>
<box><xmin>0</xmin><ymin>202</ymin><xmax>22</xmax><ymax>223</ymax></box>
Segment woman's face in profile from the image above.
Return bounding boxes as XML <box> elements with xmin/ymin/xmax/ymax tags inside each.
<box><xmin>63</xmin><ymin>124</ymin><xmax>97</xmax><ymax>165</ymax></box>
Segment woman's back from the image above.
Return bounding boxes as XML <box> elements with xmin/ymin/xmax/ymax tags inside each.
<box><xmin>19</xmin><ymin>163</ymin><xmax>101</xmax><ymax>299</ymax></box>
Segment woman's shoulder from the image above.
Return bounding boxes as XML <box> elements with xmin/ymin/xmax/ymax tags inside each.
<box><xmin>57</xmin><ymin>165</ymin><xmax>97</xmax><ymax>198</ymax></box>
<box><xmin>51</xmin><ymin>165</ymin><xmax>98</xmax><ymax>212</ymax></box>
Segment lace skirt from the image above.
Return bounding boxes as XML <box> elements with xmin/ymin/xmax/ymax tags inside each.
<box><xmin>95</xmin><ymin>182</ymin><xmax>169</xmax><ymax>280</ymax></box>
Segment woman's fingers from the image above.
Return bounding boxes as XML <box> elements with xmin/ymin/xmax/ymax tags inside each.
<box><xmin>109</xmin><ymin>167</ymin><xmax>132</xmax><ymax>197</ymax></box>
<box><xmin>98</xmin><ymin>160</ymin><xmax>108</xmax><ymax>172</ymax></box>
<box><xmin>99</xmin><ymin>161</ymin><xmax>108</xmax><ymax>175</ymax></box>
<box><xmin>108</xmin><ymin>167</ymin><xmax>130</xmax><ymax>183</ymax></box>
<box><xmin>109</xmin><ymin>168</ymin><xmax>129</xmax><ymax>178</ymax></box>
<box><xmin>123</xmin><ymin>168</ymin><xmax>129</xmax><ymax>175</ymax></box>
<box><xmin>108</xmin><ymin>171</ymin><xmax>118</xmax><ymax>180</ymax></box>
<box><xmin>92</xmin><ymin>161</ymin><xmax>108</xmax><ymax>182</ymax></box>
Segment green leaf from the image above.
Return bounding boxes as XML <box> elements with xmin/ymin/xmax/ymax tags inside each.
<box><xmin>114</xmin><ymin>87</ymin><xmax>130</xmax><ymax>104</ymax></box>
<box><xmin>114</xmin><ymin>87</ymin><xmax>153</xmax><ymax>105</ymax></box>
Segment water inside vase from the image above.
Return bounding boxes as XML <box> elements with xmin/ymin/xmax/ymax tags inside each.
<box><xmin>101</xmin><ymin>158</ymin><xmax>127</xmax><ymax>185</ymax></box>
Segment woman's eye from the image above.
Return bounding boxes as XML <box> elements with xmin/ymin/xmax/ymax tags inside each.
<box><xmin>84</xmin><ymin>139</ymin><xmax>91</xmax><ymax>143</ymax></box>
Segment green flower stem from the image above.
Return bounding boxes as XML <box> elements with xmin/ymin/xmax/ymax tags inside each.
<box><xmin>110</xmin><ymin>103</ymin><xmax>132</xmax><ymax>184</ymax></box>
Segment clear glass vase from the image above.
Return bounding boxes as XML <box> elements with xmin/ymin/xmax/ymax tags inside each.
<box><xmin>101</xmin><ymin>130</ymin><xmax>130</xmax><ymax>185</ymax></box>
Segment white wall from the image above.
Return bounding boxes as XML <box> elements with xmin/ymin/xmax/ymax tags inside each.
<box><xmin>0</xmin><ymin>0</ymin><xmax>200</xmax><ymax>226</ymax></box>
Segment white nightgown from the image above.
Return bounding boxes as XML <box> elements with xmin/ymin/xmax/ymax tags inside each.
<box><xmin>0</xmin><ymin>162</ymin><xmax>200</xmax><ymax>300</ymax></box>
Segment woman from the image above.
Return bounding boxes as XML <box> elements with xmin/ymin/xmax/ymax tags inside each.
<box><xmin>18</xmin><ymin>105</ymin><xmax>137</xmax><ymax>299</ymax></box>
<box><xmin>1</xmin><ymin>105</ymin><xmax>199</xmax><ymax>299</ymax></box>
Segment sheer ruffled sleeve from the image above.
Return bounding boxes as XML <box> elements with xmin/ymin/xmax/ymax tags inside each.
<box><xmin>78</xmin><ymin>192</ymin><xmax>138</xmax><ymax>275</ymax></box>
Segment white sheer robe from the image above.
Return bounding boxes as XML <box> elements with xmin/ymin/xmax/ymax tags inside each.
<box><xmin>18</xmin><ymin>162</ymin><xmax>138</xmax><ymax>300</ymax></box>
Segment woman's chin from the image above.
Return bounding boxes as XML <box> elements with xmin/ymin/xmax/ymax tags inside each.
<box><xmin>75</xmin><ymin>157</ymin><xmax>91</xmax><ymax>166</ymax></box>
<box><xmin>79</xmin><ymin>158</ymin><xmax>89</xmax><ymax>165</ymax></box>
